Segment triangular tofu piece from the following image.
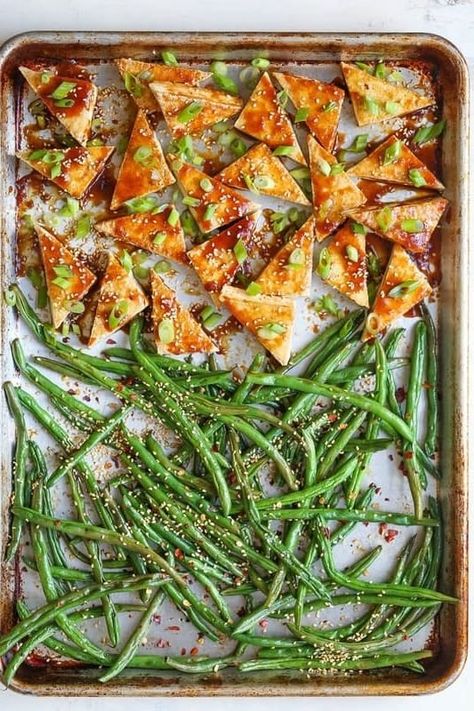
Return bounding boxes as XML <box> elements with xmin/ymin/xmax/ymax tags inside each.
<box><xmin>340</xmin><ymin>62</ymin><xmax>433</xmax><ymax>126</ymax></box>
<box><xmin>88</xmin><ymin>255</ymin><xmax>148</xmax><ymax>346</ymax></box>
<box><xmin>110</xmin><ymin>110</ymin><xmax>175</xmax><ymax>210</ymax></box>
<box><xmin>149</xmin><ymin>82</ymin><xmax>242</xmax><ymax>139</ymax></box>
<box><xmin>172</xmin><ymin>159</ymin><xmax>258</xmax><ymax>234</ymax></box>
<box><xmin>347</xmin><ymin>135</ymin><xmax>444</xmax><ymax>190</ymax></box>
<box><xmin>320</xmin><ymin>221</ymin><xmax>369</xmax><ymax>307</ymax></box>
<box><xmin>362</xmin><ymin>244</ymin><xmax>432</xmax><ymax>341</ymax></box>
<box><xmin>150</xmin><ymin>271</ymin><xmax>215</xmax><ymax>354</ymax></box>
<box><xmin>220</xmin><ymin>285</ymin><xmax>295</xmax><ymax>365</ymax></box>
<box><xmin>273</xmin><ymin>72</ymin><xmax>344</xmax><ymax>152</ymax></box>
<box><xmin>20</xmin><ymin>66</ymin><xmax>98</xmax><ymax>146</ymax></box>
<box><xmin>115</xmin><ymin>58</ymin><xmax>210</xmax><ymax>112</ymax></box>
<box><xmin>17</xmin><ymin>146</ymin><xmax>114</xmax><ymax>199</ymax></box>
<box><xmin>255</xmin><ymin>215</ymin><xmax>316</xmax><ymax>297</ymax></box>
<box><xmin>187</xmin><ymin>213</ymin><xmax>260</xmax><ymax>300</ymax></box>
<box><xmin>349</xmin><ymin>197</ymin><xmax>448</xmax><ymax>254</ymax></box>
<box><xmin>217</xmin><ymin>143</ymin><xmax>310</xmax><ymax>206</ymax></box>
<box><xmin>36</xmin><ymin>224</ymin><xmax>96</xmax><ymax>329</ymax></box>
<box><xmin>234</xmin><ymin>73</ymin><xmax>306</xmax><ymax>165</ymax></box>
<box><xmin>95</xmin><ymin>206</ymin><xmax>187</xmax><ymax>264</ymax></box>
<box><xmin>308</xmin><ymin>135</ymin><xmax>366</xmax><ymax>242</ymax></box>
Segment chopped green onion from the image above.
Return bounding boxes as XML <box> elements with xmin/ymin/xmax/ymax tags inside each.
<box><xmin>201</xmin><ymin>305</ymin><xmax>222</xmax><ymax>331</ymax></box>
<box><xmin>230</xmin><ymin>138</ymin><xmax>247</xmax><ymax>158</ymax></box>
<box><xmin>133</xmin><ymin>146</ymin><xmax>154</xmax><ymax>166</ymax></box>
<box><xmin>182</xmin><ymin>195</ymin><xmax>201</xmax><ymax>207</ymax></box>
<box><xmin>203</xmin><ymin>203</ymin><xmax>217</xmax><ymax>222</ymax></box>
<box><xmin>50</xmin><ymin>162</ymin><xmax>62</xmax><ymax>179</ymax></box>
<box><xmin>66</xmin><ymin>301</ymin><xmax>85</xmax><ymax>314</ymax></box>
<box><xmin>51</xmin><ymin>276</ymin><xmax>72</xmax><ymax>290</ymax></box>
<box><xmin>376</xmin><ymin>206</ymin><xmax>393</xmax><ymax>233</ymax></box>
<box><xmin>246</xmin><ymin>282</ymin><xmax>261</xmax><ymax>296</ymax></box>
<box><xmin>213</xmin><ymin>121</ymin><xmax>230</xmax><ymax>134</ymax></box>
<box><xmin>277</xmin><ymin>90</ymin><xmax>288</xmax><ymax>108</ymax></box>
<box><xmin>408</xmin><ymin>168</ymin><xmax>427</xmax><ymax>188</ymax></box>
<box><xmin>200</xmin><ymin>178</ymin><xmax>213</xmax><ymax>193</ymax></box>
<box><xmin>317</xmin><ymin>247</ymin><xmax>332</xmax><ymax>279</ymax></box>
<box><xmin>153</xmin><ymin>260</ymin><xmax>171</xmax><ymax>274</ymax></box>
<box><xmin>288</xmin><ymin>247</ymin><xmax>305</xmax><ymax>270</ymax></box>
<box><xmin>181</xmin><ymin>210</ymin><xmax>199</xmax><ymax>238</ymax></box>
<box><xmin>87</xmin><ymin>138</ymin><xmax>104</xmax><ymax>147</ymax></box>
<box><xmin>364</xmin><ymin>96</ymin><xmax>379</xmax><ymax>116</ymax></box>
<box><xmin>53</xmin><ymin>264</ymin><xmax>73</xmax><ymax>278</ymax></box>
<box><xmin>239</xmin><ymin>66</ymin><xmax>260</xmax><ymax>88</ymax></box>
<box><xmin>345</xmin><ymin>244</ymin><xmax>359</xmax><ymax>263</ymax></box>
<box><xmin>211</xmin><ymin>60</ymin><xmax>227</xmax><ymax>76</ymax></box>
<box><xmin>158</xmin><ymin>318</ymin><xmax>175</xmax><ymax>344</ymax></box>
<box><xmin>177</xmin><ymin>102</ymin><xmax>203</xmax><ymax>124</ymax></box>
<box><xmin>314</xmin><ymin>294</ymin><xmax>342</xmax><ymax>318</ymax></box>
<box><xmin>233</xmin><ymin>239</ymin><xmax>248</xmax><ymax>264</ymax></box>
<box><xmin>125</xmin><ymin>196</ymin><xmax>159</xmax><ymax>214</ymax></box>
<box><xmin>75</xmin><ymin>215</ymin><xmax>91</xmax><ymax>239</ymax></box>
<box><xmin>254</xmin><ymin>175</ymin><xmax>275</xmax><ymax>190</ymax></box>
<box><xmin>388</xmin><ymin>70</ymin><xmax>404</xmax><ymax>83</ymax></box>
<box><xmin>413</xmin><ymin>120</ymin><xmax>446</xmax><ymax>145</ymax></box>
<box><xmin>119</xmin><ymin>250</ymin><xmax>134</xmax><ymax>273</ymax></box>
<box><xmin>355</xmin><ymin>61</ymin><xmax>373</xmax><ymax>74</ymax></box>
<box><xmin>401</xmin><ymin>219</ymin><xmax>424</xmax><ymax>233</ymax></box>
<box><xmin>273</xmin><ymin>145</ymin><xmax>294</xmax><ymax>157</ymax></box>
<box><xmin>367</xmin><ymin>250</ymin><xmax>381</xmax><ymax>279</ymax></box>
<box><xmin>3</xmin><ymin>289</ymin><xmax>16</xmax><ymax>306</ymax></box>
<box><xmin>322</xmin><ymin>101</ymin><xmax>338</xmax><ymax>112</ymax></box>
<box><xmin>330</xmin><ymin>163</ymin><xmax>344</xmax><ymax>176</ymax></box>
<box><xmin>251</xmin><ymin>57</ymin><xmax>270</xmax><ymax>70</ymax></box>
<box><xmin>270</xmin><ymin>211</ymin><xmax>290</xmax><ymax>234</ymax></box>
<box><xmin>161</xmin><ymin>50</ymin><xmax>178</xmax><ymax>67</ymax></box>
<box><xmin>257</xmin><ymin>322</ymin><xmax>286</xmax><ymax>340</ymax></box>
<box><xmin>365</xmin><ymin>312</ymin><xmax>381</xmax><ymax>335</ymax></box>
<box><xmin>41</xmin><ymin>71</ymin><xmax>53</xmax><ymax>84</ymax></box>
<box><xmin>108</xmin><ymin>299</ymin><xmax>129</xmax><ymax>330</ymax></box>
<box><xmin>288</xmin><ymin>207</ymin><xmax>301</xmax><ymax>223</ymax></box>
<box><xmin>352</xmin><ymin>222</ymin><xmax>367</xmax><ymax>235</ymax></box>
<box><xmin>116</xmin><ymin>136</ymin><xmax>128</xmax><ymax>155</ymax></box>
<box><xmin>317</xmin><ymin>158</ymin><xmax>331</xmax><ymax>177</ymax></box>
<box><xmin>133</xmin><ymin>265</ymin><xmax>149</xmax><ymax>280</ymax></box>
<box><xmin>27</xmin><ymin>267</ymin><xmax>47</xmax><ymax>309</ymax></box>
<box><xmin>385</xmin><ymin>101</ymin><xmax>401</xmax><ymax>115</ymax></box>
<box><xmin>123</xmin><ymin>72</ymin><xmax>143</xmax><ymax>97</ymax></box>
<box><xmin>295</xmin><ymin>106</ymin><xmax>310</xmax><ymax>122</ymax></box>
<box><xmin>350</xmin><ymin>134</ymin><xmax>369</xmax><ymax>152</ymax></box>
<box><xmin>383</xmin><ymin>139</ymin><xmax>402</xmax><ymax>166</ymax></box>
<box><xmin>217</xmin><ymin>129</ymin><xmax>238</xmax><ymax>147</ymax></box>
<box><xmin>213</xmin><ymin>73</ymin><xmax>239</xmax><ymax>95</ymax></box>
<box><xmin>290</xmin><ymin>167</ymin><xmax>310</xmax><ymax>180</ymax></box>
<box><xmin>49</xmin><ymin>81</ymin><xmax>76</xmax><ymax>101</ymax></box>
<box><xmin>374</xmin><ymin>62</ymin><xmax>387</xmax><ymax>79</ymax></box>
<box><xmin>167</xmin><ymin>207</ymin><xmax>180</xmax><ymax>227</ymax></box>
<box><xmin>58</xmin><ymin>197</ymin><xmax>79</xmax><ymax>217</ymax></box>
<box><xmin>387</xmin><ymin>280</ymin><xmax>419</xmax><ymax>298</ymax></box>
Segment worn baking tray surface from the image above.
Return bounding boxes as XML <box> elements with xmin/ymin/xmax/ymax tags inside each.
<box><xmin>0</xmin><ymin>32</ymin><xmax>469</xmax><ymax>696</ymax></box>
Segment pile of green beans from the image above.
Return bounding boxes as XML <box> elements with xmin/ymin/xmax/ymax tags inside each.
<box><xmin>0</xmin><ymin>285</ymin><xmax>450</xmax><ymax>683</ymax></box>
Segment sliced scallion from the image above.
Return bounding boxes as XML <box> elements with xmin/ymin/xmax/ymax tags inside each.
<box><xmin>153</xmin><ymin>260</ymin><xmax>171</xmax><ymax>274</ymax></box>
<box><xmin>251</xmin><ymin>57</ymin><xmax>270</xmax><ymax>70</ymax></box>
<box><xmin>75</xmin><ymin>215</ymin><xmax>91</xmax><ymax>239</ymax></box>
<box><xmin>158</xmin><ymin>318</ymin><xmax>175</xmax><ymax>344</ymax></box>
<box><xmin>246</xmin><ymin>282</ymin><xmax>261</xmax><ymax>296</ymax></box>
<box><xmin>273</xmin><ymin>145</ymin><xmax>294</xmax><ymax>157</ymax></box>
<box><xmin>376</xmin><ymin>206</ymin><xmax>393</xmax><ymax>233</ymax></box>
<box><xmin>345</xmin><ymin>244</ymin><xmax>359</xmax><ymax>263</ymax></box>
<box><xmin>152</xmin><ymin>232</ymin><xmax>167</xmax><ymax>246</ymax></box>
<box><xmin>177</xmin><ymin>102</ymin><xmax>203</xmax><ymax>124</ymax></box>
<box><xmin>49</xmin><ymin>81</ymin><xmax>76</xmax><ymax>101</ymax></box>
<box><xmin>317</xmin><ymin>158</ymin><xmax>331</xmax><ymax>177</ymax></box>
<box><xmin>387</xmin><ymin>280</ymin><xmax>419</xmax><ymax>298</ymax></box>
<box><xmin>408</xmin><ymin>168</ymin><xmax>427</xmax><ymax>188</ymax></box>
<box><xmin>413</xmin><ymin>120</ymin><xmax>446</xmax><ymax>146</ymax></box>
<box><xmin>385</xmin><ymin>101</ymin><xmax>401</xmax><ymax>115</ymax></box>
<box><xmin>203</xmin><ymin>203</ymin><xmax>217</xmax><ymax>222</ymax></box>
<box><xmin>322</xmin><ymin>101</ymin><xmax>338</xmax><ymax>112</ymax></box>
<box><xmin>257</xmin><ymin>322</ymin><xmax>286</xmax><ymax>340</ymax></box>
<box><xmin>382</xmin><ymin>139</ymin><xmax>402</xmax><ymax>166</ymax></box>
<box><xmin>183</xmin><ymin>195</ymin><xmax>201</xmax><ymax>207</ymax></box>
<box><xmin>317</xmin><ymin>247</ymin><xmax>332</xmax><ymax>279</ymax></box>
<box><xmin>364</xmin><ymin>96</ymin><xmax>379</xmax><ymax>116</ymax></box>
<box><xmin>233</xmin><ymin>239</ymin><xmax>248</xmax><ymax>264</ymax></box>
<box><xmin>288</xmin><ymin>247</ymin><xmax>305</xmax><ymax>270</ymax></box>
<box><xmin>200</xmin><ymin>178</ymin><xmax>213</xmax><ymax>193</ymax></box>
<box><xmin>401</xmin><ymin>219</ymin><xmax>424</xmax><ymax>233</ymax></box>
<box><xmin>161</xmin><ymin>51</ymin><xmax>178</xmax><ymax>67</ymax></box>
<box><xmin>351</xmin><ymin>222</ymin><xmax>367</xmax><ymax>235</ymax></box>
<box><xmin>295</xmin><ymin>107</ymin><xmax>310</xmax><ymax>123</ymax></box>
<box><xmin>167</xmin><ymin>207</ymin><xmax>180</xmax><ymax>227</ymax></box>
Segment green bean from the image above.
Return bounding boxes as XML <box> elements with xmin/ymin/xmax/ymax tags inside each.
<box><xmin>421</xmin><ymin>303</ymin><xmax>438</xmax><ymax>455</ymax></box>
<box><xmin>3</xmin><ymin>383</ymin><xmax>28</xmax><ymax>561</ymax></box>
<box><xmin>238</xmin><ymin>650</ymin><xmax>432</xmax><ymax>673</ymax></box>
<box><xmin>261</xmin><ymin>508</ymin><xmax>437</xmax><ymax>526</ymax></box>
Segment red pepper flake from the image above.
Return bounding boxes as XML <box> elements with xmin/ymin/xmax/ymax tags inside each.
<box><xmin>156</xmin><ymin>639</ymin><xmax>170</xmax><ymax>648</ymax></box>
<box><xmin>384</xmin><ymin>529</ymin><xmax>399</xmax><ymax>543</ymax></box>
<box><xmin>174</xmin><ymin>548</ymin><xmax>184</xmax><ymax>560</ymax></box>
<box><xmin>190</xmin><ymin>647</ymin><xmax>199</xmax><ymax>656</ymax></box>
<box><xmin>374</xmin><ymin>486</ymin><xmax>382</xmax><ymax>495</ymax></box>
<box><xmin>180</xmin><ymin>647</ymin><xmax>186</xmax><ymax>656</ymax></box>
<box><xmin>378</xmin><ymin>522</ymin><xmax>387</xmax><ymax>535</ymax></box>
<box><xmin>403</xmin><ymin>450</ymin><xmax>414</xmax><ymax>460</ymax></box>
<box><xmin>395</xmin><ymin>387</ymin><xmax>406</xmax><ymax>404</ymax></box>
<box><xmin>166</xmin><ymin>625</ymin><xmax>181</xmax><ymax>632</ymax></box>
<box><xmin>258</xmin><ymin>619</ymin><xmax>268</xmax><ymax>631</ymax></box>
<box><xmin>152</xmin><ymin>614</ymin><xmax>161</xmax><ymax>624</ymax></box>
<box><xmin>106</xmin><ymin>338</ymin><xmax>116</xmax><ymax>345</ymax></box>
